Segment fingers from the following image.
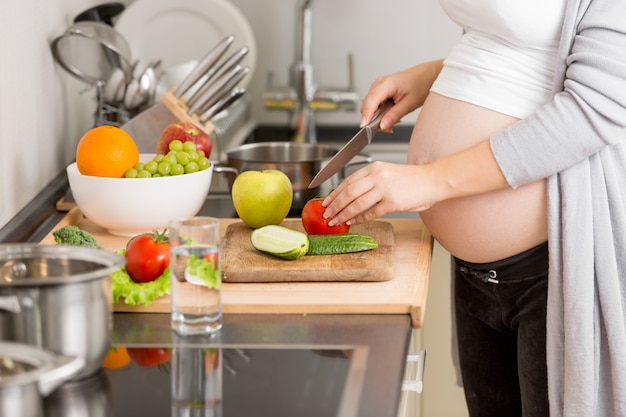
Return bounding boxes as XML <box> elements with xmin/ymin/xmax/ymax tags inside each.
<box><xmin>322</xmin><ymin>162</ymin><xmax>390</xmax><ymax>226</ymax></box>
<box><xmin>322</xmin><ymin>162</ymin><xmax>439</xmax><ymax>226</ymax></box>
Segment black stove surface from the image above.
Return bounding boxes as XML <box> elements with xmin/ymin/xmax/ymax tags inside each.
<box><xmin>43</xmin><ymin>345</ymin><xmax>367</xmax><ymax>417</ymax></box>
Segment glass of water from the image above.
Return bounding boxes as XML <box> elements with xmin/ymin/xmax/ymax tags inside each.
<box><xmin>169</xmin><ymin>217</ymin><xmax>222</xmax><ymax>335</ymax></box>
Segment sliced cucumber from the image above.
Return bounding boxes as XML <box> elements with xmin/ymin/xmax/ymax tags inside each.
<box><xmin>251</xmin><ymin>225</ymin><xmax>309</xmax><ymax>260</ymax></box>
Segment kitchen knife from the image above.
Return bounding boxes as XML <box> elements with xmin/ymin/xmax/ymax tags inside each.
<box><xmin>175</xmin><ymin>35</ymin><xmax>234</xmax><ymax>99</ymax></box>
<box><xmin>187</xmin><ymin>64</ymin><xmax>247</xmax><ymax>115</ymax></box>
<box><xmin>120</xmin><ymin>35</ymin><xmax>235</xmax><ymax>151</ymax></box>
<box><xmin>186</xmin><ymin>46</ymin><xmax>249</xmax><ymax>109</ymax></box>
<box><xmin>200</xmin><ymin>87</ymin><xmax>246</xmax><ymax>122</ymax></box>
<box><xmin>308</xmin><ymin>99</ymin><xmax>394</xmax><ymax>189</ymax></box>
<box><xmin>196</xmin><ymin>66</ymin><xmax>250</xmax><ymax>117</ymax></box>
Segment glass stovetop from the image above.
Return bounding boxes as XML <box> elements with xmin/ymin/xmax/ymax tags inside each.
<box><xmin>43</xmin><ymin>344</ymin><xmax>368</xmax><ymax>417</ymax></box>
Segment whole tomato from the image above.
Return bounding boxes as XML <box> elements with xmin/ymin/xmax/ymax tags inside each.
<box><xmin>125</xmin><ymin>230</ymin><xmax>170</xmax><ymax>283</ymax></box>
<box><xmin>301</xmin><ymin>198</ymin><xmax>350</xmax><ymax>235</ymax></box>
<box><xmin>127</xmin><ymin>347</ymin><xmax>172</xmax><ymax>367</ymax></box>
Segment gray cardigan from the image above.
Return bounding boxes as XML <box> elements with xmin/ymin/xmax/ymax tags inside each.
<box><xmin>490</xmin><ymin>0</ymin><xmax>626</xmax><ymax>415</ymax></box>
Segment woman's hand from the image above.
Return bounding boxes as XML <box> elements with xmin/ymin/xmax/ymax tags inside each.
<box><xmin>322</xmin><ymin>161</ymin><xmax>440</xmax><ymax>226</ymax></box>
<box><xmin>322</xmin><ymin>141</ymin><xmax>510</xmax><ymax>226</ymax></box>
<box><xmin>360</xmin><ymin>60</ymin><xmax>444</xmax><ymax>131</ymax></box>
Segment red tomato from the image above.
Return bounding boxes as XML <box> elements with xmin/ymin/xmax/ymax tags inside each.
<box><xmin>125</xmin><ymin>230</ymin><xmax>170</xmax><ymax>283</ymax></box>
<box><xmin>127</xmin><ymin>347</ymin><xmax>171</xmax><ymax>367</ymax></box>
<box><xmin>301</xmin><ymin>198</ymin><xmax>350</xmax><ymax>235</ymax></box>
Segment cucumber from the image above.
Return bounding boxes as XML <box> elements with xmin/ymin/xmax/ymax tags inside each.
<box><xmin>306</xmin><ymin>233</ymin><xmax>378</xmax><ymax>256</ymax></box>
<box><xmin>251</xmin><ymin>225</ymin><xmax>309</xmax><ymax>260</ymax></box>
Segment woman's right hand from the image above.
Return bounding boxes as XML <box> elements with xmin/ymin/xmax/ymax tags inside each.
<box><xmin>360</xmin><ymin>59</ymin><xmax>444</xmax><ymax>131</ymax></box>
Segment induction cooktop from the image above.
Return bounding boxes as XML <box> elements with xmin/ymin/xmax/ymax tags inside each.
<box><xmin>43</xmin><ymin>344</ymin><xmax>368</xmax><ymax>417</ymax></box>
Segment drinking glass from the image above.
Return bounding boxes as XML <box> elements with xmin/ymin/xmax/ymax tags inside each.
<box><xmin>169</xmin><ymin>217</ymin><xmax>222</xmax><ymax>335</ymax></box>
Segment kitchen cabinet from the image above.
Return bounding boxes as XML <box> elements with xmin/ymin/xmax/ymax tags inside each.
<box><xmin>396</xmin><ymin>243</ymin><xmax>468</xmax><ymax>417</ymax></box>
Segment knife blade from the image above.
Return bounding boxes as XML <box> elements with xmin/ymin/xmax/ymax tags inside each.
<box><xmin>308</xmin><ymin>99</ymin><xmax>394</xmax><ymax>189</ymax></box>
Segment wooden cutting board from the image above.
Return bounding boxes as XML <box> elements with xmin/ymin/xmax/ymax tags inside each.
<box><xmin>221</xmin><ymin>220</ymin><xmax>395</xmax><ymax>283</ymax></box>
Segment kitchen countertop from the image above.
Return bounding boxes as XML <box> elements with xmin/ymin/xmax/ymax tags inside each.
<box><xmin>43</xmin><ymin>209</ymin><xmax>431</xmax><ymax>329</ymax></box>
<box><xmin>0</xmin><ymin>136</ymin><xmax>429</xmax><ymax>416</ymax></box>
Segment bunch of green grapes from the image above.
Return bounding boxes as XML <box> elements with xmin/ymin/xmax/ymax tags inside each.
<box><xmin>124</xmin><ymin>140</ymin><xmax>211</xmax><ymax>178</ymax></box>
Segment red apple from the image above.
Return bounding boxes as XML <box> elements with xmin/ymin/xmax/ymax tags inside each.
<box><xmin>156</xmin><ymin>122</ymin><xmax>212</xmax><ymax>157</ymax></box>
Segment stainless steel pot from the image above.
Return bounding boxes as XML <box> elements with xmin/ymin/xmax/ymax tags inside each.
<box><xmin>214</xmin><ymin>142</ymin><xmax>372</xmax><ymax>209</ymax></box>
<box><xmin>0</xmin><ymin>244</ymin><xmax>124</xmax><ymax>380</ymax></box>
<box><xmin>0</xmin><ymin>341</ymin><xmax>85</xmax><ymax>417</ymax></box>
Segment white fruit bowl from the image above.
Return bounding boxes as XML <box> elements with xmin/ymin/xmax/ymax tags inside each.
<box><xmin>67</xmin><ymin>154</ymin><xmax>213</xmax><ymax>236</ymax></box>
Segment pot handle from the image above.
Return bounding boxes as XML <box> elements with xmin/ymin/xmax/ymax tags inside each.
<box><xmin>213</xmin><ymin>165</ymin><xmax>239</xmax><ymax>190</ymax></box>
<box><xmin>0</xmin><ymin>295</ymin><xmax>20</xmax><ymax>313</ymax></box>
<box><xmin>38</xmin><ymin>355</ymin><xmax>86</xmax><ymax>396</ymax></box>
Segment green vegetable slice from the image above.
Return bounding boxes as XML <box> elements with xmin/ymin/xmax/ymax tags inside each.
<box><xmin>251</xmin><ymin>225</ymin><xmax>309</xmax><ymax>260</ymax></box>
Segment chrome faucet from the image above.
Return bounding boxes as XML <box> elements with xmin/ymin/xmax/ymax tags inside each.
<box><xmin>264</xmin><ymin>0</ymin><xmax>360</xmax><ymax>143</ymax></box>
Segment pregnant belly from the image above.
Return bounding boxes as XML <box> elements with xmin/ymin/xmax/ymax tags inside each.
<box><xmin>408</xmin><ymin>93</ymin><xmax>548</xmax><ymax>262</ymax></box>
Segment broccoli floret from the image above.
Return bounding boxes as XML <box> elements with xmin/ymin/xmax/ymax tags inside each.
<box><xmin>53</xmin><ymin>225</ymin><xmax>102</xmax><ymax>249</ymax></box>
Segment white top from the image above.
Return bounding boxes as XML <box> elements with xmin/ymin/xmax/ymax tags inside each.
<box><xmin>431</xmin><ymin>0</ymin><xmax>566</xmax><ymax>118</ymax></box>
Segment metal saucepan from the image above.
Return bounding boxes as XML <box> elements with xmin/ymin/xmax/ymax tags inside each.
<box><xmin>0</xmin><ymin>244</ymin><xmax>124</xmax><ymax>380</ymax></box>
<box><xmin>0</xmin><ymin>341</ymin><xmax>85</xmax><ymax>417</ymax></box>
<box><xmin>213</xmin><ymin>142</ymin><xmax>372</xmax><ymax>209</ymax></box>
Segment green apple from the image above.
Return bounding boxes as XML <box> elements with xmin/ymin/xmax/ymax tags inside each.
<box><xmin>231</xmin><ymin>170</ymin><xmax>293</xmax><ymax>229</ymax></box>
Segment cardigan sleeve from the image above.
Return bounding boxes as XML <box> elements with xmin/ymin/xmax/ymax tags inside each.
<box><xmin>490</xmin><ymin>0</ymin><xmax>626</xmax><ymax>189</ymax></box>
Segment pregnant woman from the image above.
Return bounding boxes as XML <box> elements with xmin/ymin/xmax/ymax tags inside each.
<box><xmin>323</xmin><ymin>0</ymin><xmax>626</xmax><ymax>416</ymax></box>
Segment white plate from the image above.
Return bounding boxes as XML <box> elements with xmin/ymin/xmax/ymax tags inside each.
<box><xmin>115</xmin><ymin>0</ymin><xmax>256</xmax><ymax>89</ymax></box>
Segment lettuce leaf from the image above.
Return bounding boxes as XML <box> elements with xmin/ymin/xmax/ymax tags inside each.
<box><xmin>111</xmin><ymin>249</ymin><xmax>170</xmax><ymax>306</ymax></box>
<box><xmin>187</xmin><ymin>255</ymin><xmax>220</xmax><ymax>289</ymax></box>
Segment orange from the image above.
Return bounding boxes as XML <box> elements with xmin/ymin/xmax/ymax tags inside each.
<box><xmin>102</xmin><ymin>346</ymin><xmax>131</xmax><ymax>369</ymax></box>
<box><xmin>76</xmin><ymin>125</ymin><xmax>139</xmax><ymax>177</ymax></box>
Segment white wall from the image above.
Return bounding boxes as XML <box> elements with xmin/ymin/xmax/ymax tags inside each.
<box><xmin>0</xmin><ymin>0</ymin><xmax>459</xmax><ymax>227</ymax></box>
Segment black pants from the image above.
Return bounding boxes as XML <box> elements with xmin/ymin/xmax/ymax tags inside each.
<box><xmin>453</xmin><ymin>242</ymin><xmax>549</xmax><ymax>417</ymax></box>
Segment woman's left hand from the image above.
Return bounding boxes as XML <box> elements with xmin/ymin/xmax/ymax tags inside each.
<box><xmin>322</xmin><ymin>161</ymin><xmax>439</xmax><ymax>226</ymax></box>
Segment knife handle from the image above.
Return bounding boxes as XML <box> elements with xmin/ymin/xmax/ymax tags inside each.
<box><xmin>200</xmin><ymin>88</ymin><xmax>246</xmax><ymax>123</ymax></box>
<box><xmin>174</xmin><ymin>34</ymin><xmax>234</xmax><ymax>99</ymax></box>
<box><xmin>186</xmin><ymin>47</ymin><xmax>249</xmax><ymax>108</ymax></box>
